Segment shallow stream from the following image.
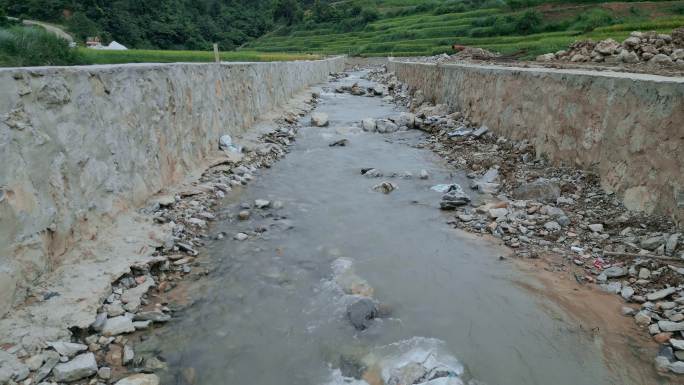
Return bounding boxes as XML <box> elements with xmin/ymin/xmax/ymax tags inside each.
<box><xmin>147</xmin><ymin>71</ymin><xmax>633</xmax><ymax>385</ymax></box>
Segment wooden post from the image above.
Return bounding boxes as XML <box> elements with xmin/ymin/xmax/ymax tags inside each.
<box><xmin>213</xmin><ymin>43</ymin><xmax>220</xmax><ymax>63</ymax></box>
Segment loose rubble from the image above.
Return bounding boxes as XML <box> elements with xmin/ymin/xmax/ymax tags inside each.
<box><xmin>537</xmin><ymin>28</ymin><xmax>684</xmax><ymax>70</ymax></box>
<box><xmin>365</xmin><ymin>64</ymin><xmax>683</xmax><ymax>376</ymax></box>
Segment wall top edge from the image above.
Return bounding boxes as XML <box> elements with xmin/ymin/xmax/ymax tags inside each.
<box><xmin>388</xmin><ymin>59</ymin><xmax>684</xmax><ymax>84</ymax></box>
<box><xmin>0</xmin><ymin>55</ymin><xmax>346</xmax><ymax>74</ymax></box>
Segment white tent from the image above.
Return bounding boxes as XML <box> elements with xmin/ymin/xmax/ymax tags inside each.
<box><xmin>98</xmin><ymin>41</ymin><xmax>128</xmax><ymax>50</ymax></box>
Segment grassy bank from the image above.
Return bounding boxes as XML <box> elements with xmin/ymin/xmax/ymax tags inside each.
<box><xmin>78</xmin><ymin>49</ymin><xmax>320</xmax><ymax>65</ymax></box>
<box><xmin>0</xmin><ymin>25</ymin><xmax>83</xmax><ymax>66</ymax></box>
<box><xmin>0</xmin><ymin>26</ymin><xmax>320</xmax><ymax>67</ymax></box>
<box><xmin>245</xmin><ymin>1</ymin><xmax>684</xmax><ymax>58</ymax></box>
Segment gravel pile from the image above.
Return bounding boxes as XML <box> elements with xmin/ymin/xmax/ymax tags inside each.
<box><xmin>536</xmin><ymin>28</ymin><xmax>684</xmax><ymax>68</ymax></box>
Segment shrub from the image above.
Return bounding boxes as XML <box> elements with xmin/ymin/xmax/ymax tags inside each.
<box><xmin>514</xmin><ymin>10</ymin><xmax>543</xmax><ymax>34</ymax></box>
<box><xmin>572</xmin><ymin>8</ymin><xmax>614</xmax><ymax>32</ymax></box>
<box><xmin>0</xmin><ymin>26</ymin><xmax>85</xmax><ymax>66</ymax></box>
<box><xmin>360</xmin><ymin>7</ymin><xmax>379</xmax><ymax>23</ymax></box>
<box><xmin>672</xmin><ymin>4</ymin><xmax>684</xmax><ymax>15</ymax></box>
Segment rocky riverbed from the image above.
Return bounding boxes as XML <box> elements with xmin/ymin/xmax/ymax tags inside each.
<box><xmin>0</xmin><ymin>66</ymin><xmax>675</xmax><ymax>385</ymax></box>
<box><xmin>363</xmin><ymin>65</ymin><xmax>684</xmax><ymax>378</ymax></box>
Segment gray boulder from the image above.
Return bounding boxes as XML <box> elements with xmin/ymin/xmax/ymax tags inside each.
<box><xmin>376</xmin><ymin>119</ymin><xmax>399</xmax><ymax>133</ymax></box>
<box><xmin>439</xmin><ymin>185</ymin><xmax>471</xmax><ymax>210</ymax></box>
<box><xmin>347</xmin><ymin>298</ymin><xmax>377</xmax><ymax>330</ymax></box>
<box><xmin>512</xmin><ymin>179</ymin><xmax>560</xmax><ymax>202</ymax></box>
<box><xmin>361</xmin><ymin>118</ymin><xmax>376</xmax><ymax>132</ymax></box>
<box><xmin>52</xmin><ymin>353</ymin><xmax>97</xmax><ymax>382</ymax></box>
<box><xmin>311</xmin><ymin>112</ymin><xmax>329</xmax><ymax>127</ymax></box>
<box><xmin>0</xmin><ymin>351</ymin><xmax>29</xmax><ymax>383</ymax></box>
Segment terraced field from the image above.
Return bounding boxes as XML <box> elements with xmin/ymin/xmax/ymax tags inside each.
<box><xmin>245</xmin><ymin>1</ymin><xmax>684</xmax><ymax>58</ymax></box>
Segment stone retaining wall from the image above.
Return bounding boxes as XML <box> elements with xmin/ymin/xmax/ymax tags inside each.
<box><xmin>388</xmin><ymin>60</ymin><xmax>684</xmax><ymax>224</ymax></box>
<box><xmin>0</xmin><ymin>57</ymin><xmax>344</xmax><ymax>316</ymax></box>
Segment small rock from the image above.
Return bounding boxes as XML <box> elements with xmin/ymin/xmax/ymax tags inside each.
<box><xmin>647</xmin><ymin>287</ymin><xmax>677</xmax><ymax>301</ymax></box>
<box><xmin>650</xmin><ymin>53</ymin><xmax>674</xmax><ymax>66</ymax></box>
<box><xmin>439</xmin><ymin>184</ymin><xmax>471</xmax><ymax>210</ymax></box>
<box><xmin>638</xmin><ymin>268</ymin><xmax>651</xmax><ymax>279</ymax></box>
<box><xmin>105</xmin><ymin>345</ymin><xmax>123</xmax><ymax>367</ymax></box>
<box><xmin>601</xmin><ymin>281</ymin><xmax>622</xmax><ymax>294</ymax></box>
<box><xmin>458</xmin><ymin>214</ymin><xmax>474</xmax><ymax>222</ymax></box>
<box><xmin>543</xmin><ymin>221</ymin><xmax>561</xmax><ymax>232</ymax></box>
<box><xmin>254</xmin><ymin>199</ymin><xmax>270</xmax><ymax>209</ymax></box>
<box><xmin>361</xmin><ymin>118</ymin><xmax>376</xmax><ymax>132</ymax></box>
<box><xmin>311</xmin><ymin>112</ymin><xmax>329</xmax><ymax>127</ymax></box>
<box><xmin>511</xmin><ymin>179</ymin><xmax>560</xmax><ymax>203</ymax></box>
<box><xmin>115</xmin><ymin>374</ymin><xmax>160</xmax><ymax>385</ymax></box>
<box><xmin>104</xmin><ymin>302</ymin><xmax>125</xmax><ymax>317</ymax></box>
<box><xmin>329</xmin><ymin>139</ymin><xmax>349</xmax><ymax>147</ymax></box>
<box><xmin>98</xmin><ymin>366</ymin><xmax>112</xmax><ymax>380</ymax></box>
<box><xmin>472</xmin><ymin>126</ymin><xmax>488</xmax><ymax>138</ymax></box>
<box><xmin>669</xmin><ymin>361</ymin><xmax>684</xmax><ymax>374</ymax></box>
<box><xmin>34</xmin><ymin>351</ymin><xmax>59</xmax><ymax>383</ymax></box>
<box><xmin>671</xmin><ymin>339</ymin><xmax>684</xmax><ymax>350</ymax></box>
<box><xmin>347</xmin><ymin>298</ymin><xmax>377</xmax><ymax>331</ymax></box>
<box><xmin>641</xmin><ymin>236</ymin><xmax>665</xmax><ymax>251</ymax></box>
<box><xmin>91</xmin><ymin>312</ymin><xmax>107</xmax><ymax>331</ymax></box>
<box><xmin>123</xmin><ymin>345</ymin><xmax>135</xmax><ymax>365</ymax></box>
<box><xmin>655</xmin><ymin>355</ymin><xmax>671</xmax><ymax>372</ymax></box>
<box><xmin>588</xmin><ymin>224</ymin><xmax>604</xmax><ymax>233</ymax></box>
<box><xmin>603</xmin><ymin>266</ymin><xmax>626</xmax><ymax>278</ymax></box>
<box><xmin>25</xmin><ymin>354</ymin><xmax>44</xmax><ymax>371</ymax></box>
<box><xmin>134</xmin><ymin>311</ymin><xmax>171</xmax><ymax>323</ymax></box>
<box><xmin>0</xmin><ymin>351</ymin><xmax>29</xmax><ymax>383</ymax></box>
<box><xmin>419</xmin><ymin>170</ymin><xmax>429</xmax><ymax>179</ymax></box>
<box><xmin>52</xmin><ymin>353</ymin><xmax>97</xmax><ymax>382</ymax></box>
<box><xmin>634</xmin><ymin>310</ymin><xmax>652</xmax><ymax>326</ymax></box>
<box><xmin>655</xmin><ymin>332</ymin><xmax>673</xmax><ymax>343</ymax></box>
<box><xmin>375</xmin><ymin>119</ymin><xmax>398</xmax><ymax>133</ymax></box>
<box><xmin>659</xmin><ymin>320</ymin><xmax>684</xmax><ymax>332</ymax></box>
<box><xmin>488</xmin><ymin>208</ymin><xmax>508</xmax><ymax>219</ymax></box>
<box><xmin>372</xmin><ymin>182</ymin><xmax>397</xmax><ymax>194</ymax></box>
<box><xmin>144</xmin><ymin>357</ymin><xmax>167</xmax><ymax>371</ymax></box>
<box><xmin>234</xmin><ymin>233</ymin><xmax>248</xmax><ymax>241</ymax></box>
<box><xmin>47</xmin><ymin>341</ymin><xmax>88</xmax><ymax>358</ymax></box>
<box><xmin>621</xmin><ymin>286</ymin><xmax>635</xmax><ymax>300</ymax></box>
<box><xmin>621</xmin><ymin>306</ymin><xmax>636</xmax><ymax>316</ymax></box>
<box><xmin>666</xmin><ymin>233</ymin><xmax>680</xmax><ymax>255</ymax></box>
<box><xmin>536</xmin><ymin>53</ymin><xmax>556</xmax><ymax>62</ymax></box>
<box><xmin>238</xmin><ymin>210</ymin><xmax>250</xmax><ymax>220</ymax></box>
<box><xmin>649</xmin><ymin>323</ymin><xmax>661</xmax><ymax>335</ymax></box>
<box><xmin>102</xmin><ymin>316</ymin><xmax>136</xmax><ymax>336</ymax></box>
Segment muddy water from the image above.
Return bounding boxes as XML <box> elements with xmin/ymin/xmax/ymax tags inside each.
<box><xmin>149</xmin><ymin>71</ymin><xmax>634</xmax><ymax>385</ymax></box>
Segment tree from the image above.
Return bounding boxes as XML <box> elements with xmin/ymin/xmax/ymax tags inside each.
<box><xmin>514</xmin><ymin>10</ymin><xmax>542</xmax><ymax>35</ymax></box>
<box><xmin>0</xmin><ymin>4</ymin><xmax>7</xmax><ymax>27</ymax></box>
<box><xmin>274</xmin><ymin>0</ymin><xmax>302</xmax><ymax>25</ymax></box>
<box><xmin>312</xmin><ymin>0</ymin><xmax>330</xmax><ymax>22</ymax></box>
<box><xmin>66</xmin><ymin>12</ymin><xmax>99</xmax><ymax>41</ymax></box>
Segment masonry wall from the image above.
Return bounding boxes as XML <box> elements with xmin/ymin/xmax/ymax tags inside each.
<box><xmin>0</xmin><ymin>57</ymin><xmax>344</xmax><ymax>315</ymax></box>
<box><xmin>388</xmin><ymin>60</ymin><xmax>684</xmax><ymax>224</ymax></box>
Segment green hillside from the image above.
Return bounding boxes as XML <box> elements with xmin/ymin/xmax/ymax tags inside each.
<box><xmin>245</xmin><ymin>0</ymin><xmax>684</xmax><ymax>58</ymax></box>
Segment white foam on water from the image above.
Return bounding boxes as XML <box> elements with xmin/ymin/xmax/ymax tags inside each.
<box><xmin>323</xmin><ymin>369</ymin><xmax>370</xmax><ymax>385</ymax></box>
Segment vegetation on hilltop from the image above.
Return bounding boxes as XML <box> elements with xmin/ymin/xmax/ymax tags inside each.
<box><xmin>246</xmin><ymin>0</ymin><xmax>684</xmax><ymax>57</ymax></box>
<box><xmin>1</xmin><ymin>0</ymin><xmax>683</xmax><ymax>63</ymax></box>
